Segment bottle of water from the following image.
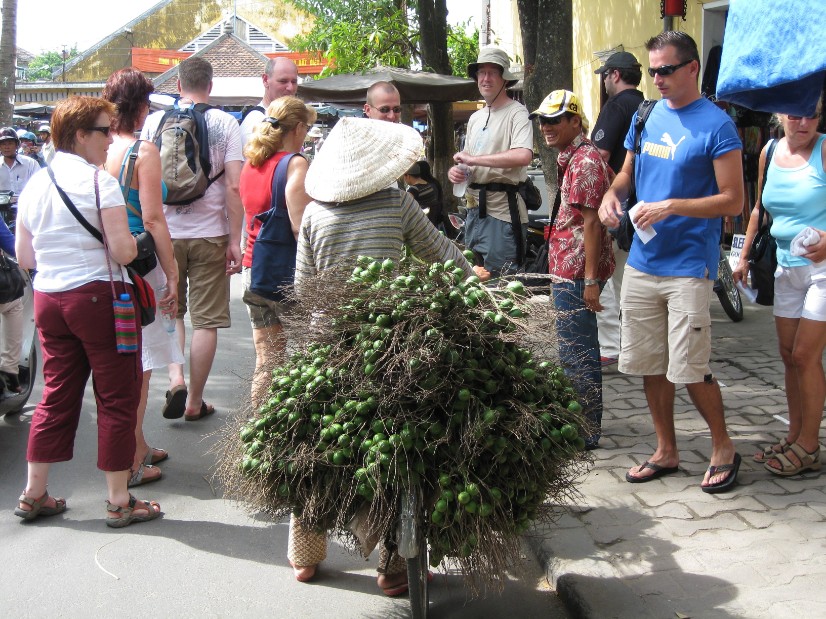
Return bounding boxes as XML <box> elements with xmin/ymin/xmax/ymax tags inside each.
<box><xmin>158</xmin><ymin>285</ymin><xmax>177</xmax><ymax>334</ymax></box>
<box><xmin>452</xmin><ymin>164</ymin><xmax>471</xmax><ymax>198</ymax></box>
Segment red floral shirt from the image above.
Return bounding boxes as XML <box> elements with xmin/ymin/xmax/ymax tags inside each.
<box><xmin>548</xmin><ymin>135</ymin><xmax>615</xmax><ymax>282</ymax></box>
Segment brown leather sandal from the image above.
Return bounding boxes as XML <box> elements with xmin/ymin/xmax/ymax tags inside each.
<box><xmin>105</xmin><ymin>494</ymin><xmax>161</xmax><ymax>528</ymax></box>
<box><xmin>14</xmin><ymin>491</ymin><xmax>67</xmax><ymax>521</ymax></box>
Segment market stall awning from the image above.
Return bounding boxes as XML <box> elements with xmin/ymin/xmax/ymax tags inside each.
<box><xmin>717</xmin><ymin>0</ymin><xmax>826</xmax><ymax>116</ymax></box>
<box><xmin>297</xmin><ymin>67</ymin><xmax>480</xmax><ymax>104</ymax></box>
<box><xmin>14</xmin><ymin>103</ymin><xmax>55</xmax><ymax>116</ymax></box>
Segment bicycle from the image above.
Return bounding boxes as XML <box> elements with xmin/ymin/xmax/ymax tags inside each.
<box><xmin>714</xmin><ymin>244</ymin><xmax>744</xmax><ymax>322</ymax></box>
<box><xmin>397</xmin><ymin>484</ymin><xmax>429</xmax><ymax>618</ymax></box>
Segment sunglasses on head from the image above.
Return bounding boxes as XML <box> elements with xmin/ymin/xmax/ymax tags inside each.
<box><xmin>538</xmin><ymin>116</ymin><xmax>565</xmax><ymax>126</ymax></box>
<box><xmin>370</xmin><ymin>104</ymin><xmax>402</xmax><ymax>114</ymax></box>
<box><xmin>647</xmin><ymin>59</ymin><xmax>692</xmax><ymax>77</ymax></box>
<box><xmin>87</xmin><ymin>126</ymin><xmax>112</xmax><ymax>137</ymax></box>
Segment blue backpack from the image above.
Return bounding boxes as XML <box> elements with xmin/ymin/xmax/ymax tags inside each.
<box><xmin>249</xmin><ymin>153</ymin><xmax>300</xmax><ymax>301</ymax></box>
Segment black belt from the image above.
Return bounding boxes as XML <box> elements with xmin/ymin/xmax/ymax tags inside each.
<box><xmin>469</xmin><ymin>181</ymin><xmax>525</xmax><ymax>266</ymax></box>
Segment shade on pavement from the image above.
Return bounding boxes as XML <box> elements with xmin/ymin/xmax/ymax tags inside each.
<box><xmin>297</xmin><ymin>66</ymin><xmax>480</xmax><ymax>104</ymax></box>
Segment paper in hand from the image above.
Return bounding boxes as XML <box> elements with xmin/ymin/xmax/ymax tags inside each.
<box><xmin>629</xmin><ymin>201</ymin><xmax>657</xmax><ymax>244</ymax></box>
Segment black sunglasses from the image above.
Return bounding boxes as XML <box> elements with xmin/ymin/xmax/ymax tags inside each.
<box><xmin>787</xmin><ymin>113</ymin><xmax>820</xmax><ymax>121</ymax></box>
<box><xmin>87</xmin><ymin>126</ymin><xmax>112</xmax><ymax>137</ymax></box>
<box><xmin>647</xmin><ymin>59</ymin><xmax>692</xmax><ymax>77</ymax></box>
<box><xmin>538</xmin><ymin>116</ymin><xmax>565</xmax><ymax>126</ymax></box>
<box><xmin>370</xmin><ymin>104</ymin><xmax>402</xmax><ymax>114</ymax></box>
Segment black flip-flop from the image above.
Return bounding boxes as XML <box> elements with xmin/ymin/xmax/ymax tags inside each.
<box><xmin>625</xmin><ymin>461</ymin><xmax>680</xmax><ymax>483</ymax></box>
<box><xmin>185</xmin><ymin>401</ymin><xmax>216</xmax><ymax>422</ymax></box>
<box><xmin>162</xmin><ymin>385</ymin><xmax>187</xmax><ymax>419</ymax></box>
<box><xmin>701</xmin><ymin>453</ymin><xmax>741</xmax><ymax>494</ymax></box>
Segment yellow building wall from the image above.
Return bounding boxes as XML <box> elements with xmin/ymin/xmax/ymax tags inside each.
<box><xmin>572</xmin><ymin>0</ymin><xmax>716</xmax><ymax>129</ymax></box>
<box><xmin>64</xmin><ymin>0</ymin><xmax>313</xmax><ymax>82</ymax></box>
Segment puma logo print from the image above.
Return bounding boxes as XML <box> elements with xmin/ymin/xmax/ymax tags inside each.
<box><xmin>661</xmin><ymin>133</ymin><xmax>686</xmax><ymax>159</ymax></box>
<box><xmin>641</xmin><ymin>132</ymin><xmax>687</xmax><ymax>160</ymax></box>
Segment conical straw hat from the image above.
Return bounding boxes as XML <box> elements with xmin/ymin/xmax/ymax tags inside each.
<box><xmin>305</xmin><ymin>117</ymin><xmax>424</xmax><ymax>203</ymax></box>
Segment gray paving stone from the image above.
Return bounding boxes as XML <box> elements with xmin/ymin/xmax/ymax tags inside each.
<box><xmin>527</xmin><ymin>304</ymin><xmax>826</xmax><ymax>617</ymax></box>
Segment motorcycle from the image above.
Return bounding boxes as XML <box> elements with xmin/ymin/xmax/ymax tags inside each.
<box><xmin>0</xmin><ymin>191</ymin><xmax>38</xmax><ymax>415</ymax></box>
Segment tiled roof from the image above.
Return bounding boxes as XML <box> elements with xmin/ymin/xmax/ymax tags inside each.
<box><xmin>154</xmin><ymin>33</ymin><xmax>269</xmax><ymax>94</ymax></box>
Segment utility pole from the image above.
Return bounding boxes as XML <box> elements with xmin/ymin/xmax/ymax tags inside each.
<box><xmin>61</xmin><ymin>45</ymin><xmax>67</xmax><ymax>83</ymax></box>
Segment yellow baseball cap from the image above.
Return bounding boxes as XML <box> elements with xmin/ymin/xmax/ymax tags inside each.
<box><xmin>528</xmin><ymin>90</ymin><xmax>584</xmax><ymax>120</ymax></box>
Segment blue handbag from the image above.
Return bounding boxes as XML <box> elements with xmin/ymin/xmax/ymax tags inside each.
<box><xmin>249</xmin><ymin>153</ymin><xmax>300</xmax><ymax>302</ymax></box>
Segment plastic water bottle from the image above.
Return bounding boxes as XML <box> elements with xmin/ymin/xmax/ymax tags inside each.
<box><xmin>452</xmin><ymin>164</ymin><xmax>471</xmax><ymax>197</ymax></box>
<box><xmin>158</xmin><ymin>286</ymin><xmax>177</xmax><ymax>334</ymax></box>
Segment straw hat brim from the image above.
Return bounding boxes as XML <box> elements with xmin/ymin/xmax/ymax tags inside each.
<box><xmin>305</xmin><ymin>118</ymin><xmax>424</xmax><ymax>203</ymax></box>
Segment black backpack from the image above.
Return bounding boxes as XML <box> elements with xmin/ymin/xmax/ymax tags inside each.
<box><xmin>615</xmin><ymin>99</ymin><xmax>657</xmax><ymax>251</ymax></box>
<box><xmin>153</xmin><ymin>103</ymin><xmax>224</xmax><ymax>206</ymax></box>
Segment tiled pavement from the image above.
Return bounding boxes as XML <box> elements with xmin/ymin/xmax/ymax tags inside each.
<box><xmin>526</xmin><ymin>300</ymin><xmax>826</xmax><ymax>618</ymax></box>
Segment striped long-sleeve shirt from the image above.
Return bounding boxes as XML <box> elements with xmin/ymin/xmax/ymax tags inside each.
<box><xmin>295</xmin><ymin>188</ymin><xmax>472</xmax><ymax>293</ymax></box>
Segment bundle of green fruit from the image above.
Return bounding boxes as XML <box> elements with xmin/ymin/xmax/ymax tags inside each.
<box><xmin>217</xmin><ymin>251</ymin><xmax>589</xmax><ymax>589</ymax></box>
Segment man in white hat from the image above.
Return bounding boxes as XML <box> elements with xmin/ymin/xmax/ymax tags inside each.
<box><xmin>37</xmin><ymin>124</ymin><xmax>54</xmax><ymax>164</ymax></box>
<box><xmin>530</xmin><ymin>89</ymin><xmax>614</xmax><ymax>450</ymax></box>
<box><xmin>240</xmin><ymin>57</ymin><xmax>300</xmax><ymax>150</ymax></box>
<box><xmin>448</xmin><ymin>46</ymin><xmax>534</xmax><ymax>275</ymax></box>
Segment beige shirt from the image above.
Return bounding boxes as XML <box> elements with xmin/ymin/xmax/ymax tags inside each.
<box><xmin>464</xmin><ymin>99</ymin><xmax>533</xmax><ymax>224</ymax></box>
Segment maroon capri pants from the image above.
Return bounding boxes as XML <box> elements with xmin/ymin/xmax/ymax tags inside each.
<box><xmin>27</xmin><ymin>281</ymin><xmax>143</xmax><ymax>471</ymax></box>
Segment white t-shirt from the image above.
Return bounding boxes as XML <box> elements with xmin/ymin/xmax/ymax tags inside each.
<box><xmin>141</xmin><ymin>105</ymin><xmax>244</xmax><ymax>239</ymax></box>
<box><xmin>17</xmin><ymin>152</ymin><xmax>129</xmax><ymax>292</ymax></box>
<box><xmin>239</xmin><ymin>99</ymin><xmax>266</xmax><ymax>152</ymax></box>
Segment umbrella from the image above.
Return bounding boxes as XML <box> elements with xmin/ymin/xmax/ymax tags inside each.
<box><xmin>717</xmin><ymin>0</ymin><xmax>826</xmax><ymax>116</ymax></box>
<box><xmin>297</xmin><ymin>66</ymin><xmax>480</xmax><ymax>104</ymax></box>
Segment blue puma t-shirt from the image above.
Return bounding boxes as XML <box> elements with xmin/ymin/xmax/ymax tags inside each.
<box><xmin>624</xmin><ymin>97</ymin><xmax>741</xmax><ymax>279</ymax></box>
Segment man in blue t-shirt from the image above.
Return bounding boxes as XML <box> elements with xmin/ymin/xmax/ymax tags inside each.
<box><xmin>599</xmin><ymin>31</ymin><xmax>744</xmax><ymax>493</ymax></box>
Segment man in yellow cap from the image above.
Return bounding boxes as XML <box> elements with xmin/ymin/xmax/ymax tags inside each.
<box><xmin>530</xmin><ymin>89</ymin><xmax>614</xmax><ymax>449</ymax></box>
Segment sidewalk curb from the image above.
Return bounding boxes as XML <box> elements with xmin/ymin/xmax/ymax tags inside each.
<box><xmin>524</xmin><ymin>528</ymin><xmax>673</xmax><ymax>619</ymax></box>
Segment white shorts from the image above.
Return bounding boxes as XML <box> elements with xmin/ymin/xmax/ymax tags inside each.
<box><xmin>774</xmin><ymin>261</ymin><xmax>826</xmax><ymax>322</ymax></box>
<box><xmin>141</xmin><ymin>264</ymin><xmax>185</xmax><ymax>371</ymax></box>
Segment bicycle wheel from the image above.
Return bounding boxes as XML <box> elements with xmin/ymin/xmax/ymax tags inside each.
<box><xmin>715</xmin><ymin>255</ymin><xmax>744</xmax><ymax>322</ymax></box>
<box><xmin>406</xmin><ymin>529</ymin><xmax>429</xmax><ymax>619</ymax></box>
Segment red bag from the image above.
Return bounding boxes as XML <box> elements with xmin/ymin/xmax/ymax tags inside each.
<box><xmin>126</xmin><ymin>266</ymin><xmax>156</xmax><ymax>327</ymax></box>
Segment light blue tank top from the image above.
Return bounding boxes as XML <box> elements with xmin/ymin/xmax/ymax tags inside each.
<box><xmin>118</xmin><ymin>141</ymin><xmax>168</xmax><ymax>234</ymax></box>
<box><xmin>763</xmin><ymin>134</ymin><xmax>826</xmax><ymax>267</ymax></box>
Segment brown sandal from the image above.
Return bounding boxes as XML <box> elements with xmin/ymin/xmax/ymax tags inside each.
<box><xmin>753</xmin><ymin>438</ymin><xmax>791</xmax><ymax>463</ymax></box>
<box><xmin>764</xmin><ymin>442</ymin><xmax>821</xmax><ymax>476</ymax></box>
<box><xmin>14</xmin><ymin>491</ymin><xmax>67</xmax><ymax>521</ymax></box>
<box><xmin>105</xmin><ymin>494</ymin><xmax>161</xmax><ymax>528</ymax></box>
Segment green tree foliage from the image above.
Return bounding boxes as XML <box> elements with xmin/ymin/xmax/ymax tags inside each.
<box><xmin>25</xmin><ymin>47</ymin><xmax>79</xmax><ymax>81</ymax></box>
<box><xmin>288</xmin><ymin>0</ymin><xmax>477</xmax><ymax>76</ymax></box>
<box><xmin>289</xmin><ymin>0</ymin><xmax>415</xmax><ymax>75</ymax></box>
<box><xmin>447</xmin><ymin>21</ymin><xmax>479</xmax><ymax>77</ymax></box>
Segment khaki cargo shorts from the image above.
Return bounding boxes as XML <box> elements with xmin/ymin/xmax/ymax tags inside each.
<box><xmin>618</xmin><ymin>267</ymin><xmax>713</xmax><ymax>384</ymax></box>
<box><xmin>174</xmin><ymin>236</ymin><xmax>231</xmax><ymax>329</ymax></box>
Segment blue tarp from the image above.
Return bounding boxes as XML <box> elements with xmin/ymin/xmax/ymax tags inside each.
<box><xmin>717</xmin><ymin>0</ymin><xmax>826</xmax><ymax>116</ymax></box>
